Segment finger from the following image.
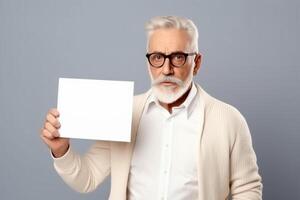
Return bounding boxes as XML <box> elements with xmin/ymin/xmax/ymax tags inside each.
<box><xmin>41</xmin><ymin>128</ymin><xmax>55</xmax><ymax>140</ymax></box>
<box><xmin>49</xmin><ymin>108</ymin><xmax>60</xmax><ymax>118</ymax></box>
<box><xmin>46</xmin><ymin>113</ymin><xmax>61</xmax><ymax>128</ymax></box>
<box><xmin>40</xmin><ymin>134</ymin><xmax>54</xmax><ymax>148</ymax></box>
<box><xmin>44</xmin><ymin>122</ymin><xmax>59</xmax><ymax>137</ymax></box>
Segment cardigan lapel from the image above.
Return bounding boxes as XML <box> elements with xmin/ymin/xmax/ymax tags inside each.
<box><xmin>195</xmin><ymin>83</ymin><xmax>206</xmax><ymax>145</ymax></box>
<box><xmin>110</xmin><ymin>90</ymin><xmax>151</xmax><ymax>199</ymax></box>
<box><xmin>194</xmin><ymin>83</ymin><xmax>218</xmax><ymax>200</ymax></box>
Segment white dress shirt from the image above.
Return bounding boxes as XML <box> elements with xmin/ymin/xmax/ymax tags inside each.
<box><xmin>128</xmin><ymin>82</ymin><xmax>202</xmax><ymax>200</ymax></box>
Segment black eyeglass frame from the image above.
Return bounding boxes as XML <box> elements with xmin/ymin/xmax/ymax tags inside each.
<box><xmin>145</xmin><ymin>51</ymin><xmax>197</xmax><ymax>68</ymax></box>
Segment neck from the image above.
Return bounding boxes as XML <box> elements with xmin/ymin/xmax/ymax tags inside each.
<box><xmin>159</xmin><ymin>83</ymin><xmax>193</xmax><ymax>113</ymax></box>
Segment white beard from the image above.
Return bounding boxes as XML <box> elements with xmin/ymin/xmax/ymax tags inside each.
<box><xmin>149</xmin><ymin>68</ymin><xmax>194</xmax><ymax>104</ymax></box>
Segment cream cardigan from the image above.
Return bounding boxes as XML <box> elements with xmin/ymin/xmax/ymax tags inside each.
<box><xmin>53</xmin><ymin>84</ymin><xmax>263</xmax><ymax>200</ymax></box>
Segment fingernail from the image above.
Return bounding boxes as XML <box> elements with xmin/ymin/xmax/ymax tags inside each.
<box><xmin>54</xmin><ymin>131</ymin><xmax>60</xmax><ymax>137</ymax></box>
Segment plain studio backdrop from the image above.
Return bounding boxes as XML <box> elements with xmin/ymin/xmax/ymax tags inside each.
<box><xmin>0</xmin><ymin>0</ymin><xmax>299</xmax><ymax>199</ymax></box>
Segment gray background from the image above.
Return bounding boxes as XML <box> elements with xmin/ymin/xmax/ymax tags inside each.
<box><xmin>0</xmin><ymin>0</ymin><xmax>299</xmax><ymax>199</ymax></box>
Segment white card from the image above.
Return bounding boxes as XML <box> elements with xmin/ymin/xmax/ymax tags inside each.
<box><xmin>57</xmin><ymin>78</ymin><xmax>134</xmax><ymax>142</ymax></box>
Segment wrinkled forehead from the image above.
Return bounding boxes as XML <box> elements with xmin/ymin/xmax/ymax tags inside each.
<box><xmin>148</xmin><ymin>28</ymin><xmax>192</xmax><ymax>54</ymax></box>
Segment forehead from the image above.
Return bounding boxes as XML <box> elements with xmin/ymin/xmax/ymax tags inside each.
<box><xmin>148</xmin><ymin>28</ymin><xmax>191</xmax><ymax>53</ymax></box>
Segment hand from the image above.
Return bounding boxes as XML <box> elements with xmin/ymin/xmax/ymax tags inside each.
<box><xmin>40</xmin><ymin>108</ymin><xmax>70</xmax><ymax>158</ymax></box>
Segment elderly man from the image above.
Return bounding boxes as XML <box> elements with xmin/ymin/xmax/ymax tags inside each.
<box><xmin>40</xmin><ymin>16</ymin><xmax>263</xmax><ymax>200</ymax></box>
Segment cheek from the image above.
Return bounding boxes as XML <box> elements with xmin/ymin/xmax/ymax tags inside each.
<box><xmin>182</xmin><ymin>64</ymin><xmax>194</xmax><ymax>79</ymax></box>
<box><xmin>174</xmin><ymin>68</ymin><xmax>191</xmax><ymax>81</ymax></box>
<box><xmin>149</xmin><ymin>67</ymin><xmax>161</xmax><ymax>79</ymax></box>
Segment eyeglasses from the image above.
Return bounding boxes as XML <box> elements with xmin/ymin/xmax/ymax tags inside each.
<box><xmin>146</xmin><ymin>51</ymin><xmax>197</xmax><ymax>68</ymax></box>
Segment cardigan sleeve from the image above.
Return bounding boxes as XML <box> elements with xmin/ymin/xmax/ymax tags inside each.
<box><xmin>230</xmin><ymin>113</ymin><xmax>263</xmax><ymax>200</ymax></box>
<box><xmin>51</xmin><ymin>141</ymin><xmax>111</xmax><ymax>193</ymax></box>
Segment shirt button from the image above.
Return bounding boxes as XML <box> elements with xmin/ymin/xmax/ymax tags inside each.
<box><xmin>164</xmin><ymin>170</ymin><xmax>167</xmax><ymax>174</ymax></box>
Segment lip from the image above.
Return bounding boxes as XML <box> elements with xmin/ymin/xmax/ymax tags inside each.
<box><xmin>160</xmin><ymin>81</ymin><xmax>176</xmax><ymax>86</ymax></box>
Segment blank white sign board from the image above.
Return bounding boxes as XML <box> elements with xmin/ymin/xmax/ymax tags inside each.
<box><xmin>57</xmin><ymin>78</ymin><xmax>134</xmax><ymax>142</ymax></box>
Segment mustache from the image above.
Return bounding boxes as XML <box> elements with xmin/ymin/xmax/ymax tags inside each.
<box><xmin>152</xmin><ymin>76</ymin><xmax>184</xmax><ymax>87</ymax></box>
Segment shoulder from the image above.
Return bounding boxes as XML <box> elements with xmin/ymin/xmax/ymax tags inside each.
<box><xmin>197</xmin><ymin>85</ymin><xmax>252</xmax><ymax>150</ymax></box>
<box><xmin>212</xmin><ymin>97</ymin><xmax>245</xmax><ymax>126</ymax></box>
<box><xmin>133</xmin><ymin>91</ymin><xmax>149</xmax><ymax>102</ymax></box>
<box><xmin>197</xmin><ymin>84</ymin><xmax>248</xmax><ymax>130</ymax></box>
<box><xmin>131</xmin><ymin>90</ymin><xmax>151</xmax><ymax>117</ymax></box>
<box><xmin>133</xmin><ymin>90</ymin><xmax>151</xmax><ymax>106</ymax></box>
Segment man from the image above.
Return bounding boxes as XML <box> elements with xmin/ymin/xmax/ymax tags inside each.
<box><xmin>40</xmin><ymin>16</ymin><xmax>263</xmax><ymax>200</ymax></box>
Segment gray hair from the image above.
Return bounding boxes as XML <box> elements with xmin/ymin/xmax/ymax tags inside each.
<box><xmin>145</xmin><ymin>16</ymin><xmax>199</xmax><ymax>52</ymax></box>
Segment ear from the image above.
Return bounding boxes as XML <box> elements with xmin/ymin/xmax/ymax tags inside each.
<box><xmin>193</xmin><ymin>53</ymin><xmax>202</xmax><ymax>76</ymax></box>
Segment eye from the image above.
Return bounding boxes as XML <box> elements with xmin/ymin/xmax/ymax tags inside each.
<box><xmin>150</xmin><ymin>53</ymin><xmax>164</xmax><ymax>63</ymax></box>
<box><xmin>171</xmin><ymin>53</ymin><xmax>185</xmax><ymax>63</ymax></box>
<box><xmin>173</xmin><ymin>53</ymin><xmax>185</xmax><ymax>60</ymax></box>
<box><xmin>152</xmin><ymin>54</ymin><xmax>163</xmax><ymax>60</ymax></box>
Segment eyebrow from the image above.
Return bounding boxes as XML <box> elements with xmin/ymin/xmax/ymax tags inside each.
<box><xmin>149</xmin><ymin>51</ymin><xmax>186</xmax><ymax>55</ymax></box>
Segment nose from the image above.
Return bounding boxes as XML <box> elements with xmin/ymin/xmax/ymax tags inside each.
<box><xmin>161</xmin><ymin>58</ymin><xmax>174</xmax><ymax>76</ymax></box>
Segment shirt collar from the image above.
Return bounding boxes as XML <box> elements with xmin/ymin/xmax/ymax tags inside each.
<box><xmin>144</xmin><ymin>82</ymin><xmax>198</xmax><ymax>118</ymax></box>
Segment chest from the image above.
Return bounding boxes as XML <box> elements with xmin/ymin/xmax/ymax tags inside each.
<box><xmin>130</xmin><ymin>107</ymin><xmax>202</xmax><ymax>180</ymax></box>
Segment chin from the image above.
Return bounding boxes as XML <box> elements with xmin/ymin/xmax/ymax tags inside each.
<box><xmin>149</xmin><ymin>69</ymin><xmax>194</xmax><ymax>104</ymax></box>
<box><xmin>153</xmin><ymin>84</ymin><xmax>187</xmax><ymax>104</ymax></box>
